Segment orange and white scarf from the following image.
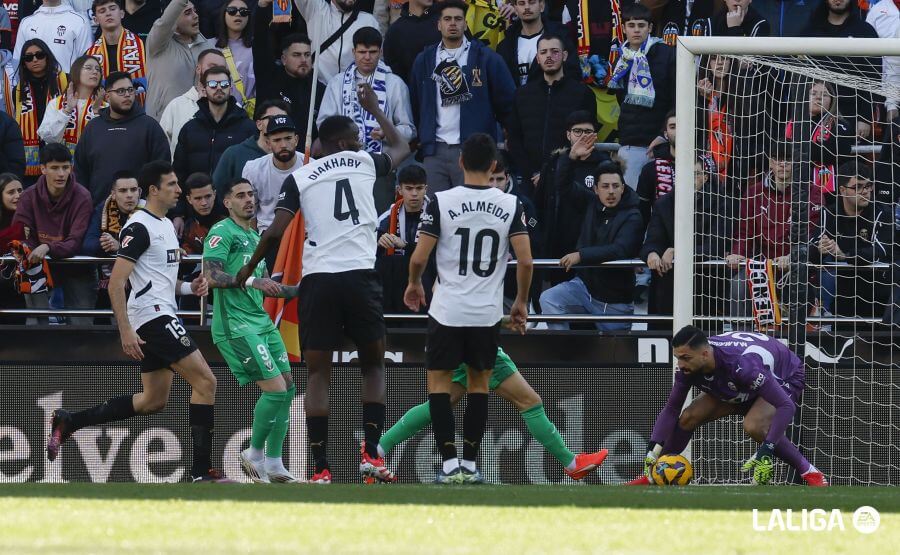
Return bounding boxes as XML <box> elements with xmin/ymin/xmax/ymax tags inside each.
<box><xmin>4</xmin><ymin>73</ymin><xmax>68</xmax><ymax>177</ymax></box>
<box><xmin>49</xmin><ymin>94</ymin><xmax>103</xmax><ymax>156</ymax></box>
<box><xmin>85</xmin><ymin>29</ymin><xmax>148</xmax><ymax>105</ymax></box>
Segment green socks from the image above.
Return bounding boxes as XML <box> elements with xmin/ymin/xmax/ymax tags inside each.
<box><xmin>265</xmin><ymin>384</ymin><xmax>295</xmax><ymax>458</ymax></box>
<box><xmin>521</xmin><ymin>404</ymin><xmax>576</xmax><ymax>467</ymax></box>
<box><xmin>250</xmin><ymin>390</ymin><xmax>286</xmax><ymax>452</ymax></box>
<box><xmin>377</xmin><ymin>401</ymin><xmax>577</xmax><ymax>470</ymax></box>
<box><xmin>378</xmin><ymin>401</ymin><xmax>433</xmax><ymax>456</ymax></box>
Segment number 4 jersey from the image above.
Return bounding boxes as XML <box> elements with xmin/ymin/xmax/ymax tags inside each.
<box><xmin>418</xmin><ymin>185</ymin><xmax>528</xmax><ymax>327</ymax></box>
<box><xmin>276</xmin><ymin>150</ymin><xmax>392</xmax><ymax>276</ymax></box>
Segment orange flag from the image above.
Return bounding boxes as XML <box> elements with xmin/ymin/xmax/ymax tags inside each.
<box><xmin>264</xmin><ymin>213</ymin><xmax>305</xmax><ymax>361</ymax></box>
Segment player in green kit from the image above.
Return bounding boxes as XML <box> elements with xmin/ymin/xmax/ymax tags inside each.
<box><xmin>203</xmin><ymin>177</ymin><xmax>300</xmax><ymax>483</ymax></box>
<box><xmin>376</xmin><ymin>322</ymin><xmax>608</xmax><ymax>483</ymax></box>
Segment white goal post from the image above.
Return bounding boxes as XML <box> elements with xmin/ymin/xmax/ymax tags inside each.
<box><xmin>672</xmin><ymin>37</ymin><xmax>900</xmax><ymax>485</ymax></box>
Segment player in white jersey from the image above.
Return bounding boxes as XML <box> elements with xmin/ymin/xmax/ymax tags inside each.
<box><xmin>48</xmin><ymin>161</ymin><xmax>229</xmax><ymax>482</ymax></box>
<box><xmin>405</xmin><ymin>134</ymin><xmax>534</xmax><ymax>484</ymax></box>
<box><xmin>236</xmin><ymin>85</ymin><xmax>410</xmax><ymax>484</ymax></box>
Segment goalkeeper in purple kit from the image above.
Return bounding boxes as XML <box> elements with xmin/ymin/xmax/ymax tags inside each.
<box><xmin>627</xmin><ymin>325</ymin><xmax>827</xmax><ymax>486</ymax></box>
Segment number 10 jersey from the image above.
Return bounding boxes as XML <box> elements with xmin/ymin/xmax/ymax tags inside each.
<box><xmin>276</xmin><ymin>150</ymin><xmax>392</xmax><ymax>276</ymax></box>
<box><xmin>418</xmin><ymin>185</ymin><xmax>528</xmax><ymax>327</ymax></box>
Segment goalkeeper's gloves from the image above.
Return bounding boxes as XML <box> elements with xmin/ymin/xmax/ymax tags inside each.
<box><xmin>643</xmin><ymin>442</ymin><xmax>662</xmax><ymax>478</ymax></box>
<box><xmin>742</xmin><ymin>441</ymin><xmax>776</xmax><ymax>485</ymax></box>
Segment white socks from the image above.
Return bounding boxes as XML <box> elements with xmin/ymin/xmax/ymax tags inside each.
<box><xmin>443</xmin><ymin>458</ymin><xmax>460</xmax><ymax>473</ymax></box>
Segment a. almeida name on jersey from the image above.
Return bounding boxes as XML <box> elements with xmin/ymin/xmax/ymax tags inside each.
<box><xmin>447</xmin><ymin>200</ymin><xmax>512</xmax><ymax>221</ymax></box>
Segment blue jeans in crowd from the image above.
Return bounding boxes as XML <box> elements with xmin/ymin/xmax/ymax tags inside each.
<box><xmin>540</xmin><ymin>277</ymin><xmax>634</xmax><ymax>331</ymax></box>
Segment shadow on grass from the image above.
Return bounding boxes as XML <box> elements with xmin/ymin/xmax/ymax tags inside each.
<box><xmin>1</xmin><ymin>484</ymin><xmax>898</xmax><ymax>512</ymax></box>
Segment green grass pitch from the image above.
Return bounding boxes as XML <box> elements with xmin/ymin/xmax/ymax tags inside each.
<box><xmin>0</xmin><ymin>483</ymin><xmax>900</xmax><ymax>555</ymax></box>
<box><xmin>1</xmin><ymin>484</ymin><xmax>897</xmax><ymax>553</ymax></box>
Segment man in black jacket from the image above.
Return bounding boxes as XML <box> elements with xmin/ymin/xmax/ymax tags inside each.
<box><xmin>812</xmin><ymin>162</ymin><xmax>895</xmax><ymax>318</ymax></box>
<box><xmin>535</xmin><ymin>110</ymin><xmax>610</xmax><ymax>274</ymax></box>
<box><xmin>496</xmin><ymin>0</ymin><xmax>577</xmax><ymax>87</ymax></box>
<box><xmin>507</xmin><ymin>33</ymin><xmax>596</xmax><ymax>197</ymax></box>
<box><xmin>539</xmin><ymin>154</ymin><xmax>644</xmax><ymax>331</ymax></box>
<box><xmin>639</xmin><ymin>156</ymin><xmax>733</xmax><ymax>327</ymax></box>
<box><xmin>376</xmin><ymin>164</ymin><xmax>433</xmax><ymax>319</ymax></box>
<box><xmin>74</xmin><ymin>72</ymin><xmax>170</xmax><ymax>205</ymax></box>
<box><xmin>609</xmin><ymin>3</ymin><xmax>676</xmax><ymax>190</ymax></box>
<box><xmin>0</xmin><ymin>110</ymin><xmax>25</xmax><ymax>177</ymax></box>
<box><xmin>382</xmin><ymin>0</ymin><xmax>441</xmax><ymax>85</ymax></box>
<box><xmin>172</xmin><ymin>66</ymin><xmax>257</xmax><ymax>186</ymax></box>
<box><xmin>253</xmin><ymin>22</ymin><xmax>324</xmax><ymax>144</ymax></box>
<box><xmin>636</xmin><ymin>110</ymin><xmax>675</xmax><ymax>226</ymax></box>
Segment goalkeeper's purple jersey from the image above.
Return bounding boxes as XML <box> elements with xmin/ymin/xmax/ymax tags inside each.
<box><xmin>677</xmin><ymin>332</ymin><xmax>805</xmax><ymax>405</ymax></box>
<box><xmin>651</xmin><ymin>332</ymin><xmax>805</xmax><ymax>446</ymax></box>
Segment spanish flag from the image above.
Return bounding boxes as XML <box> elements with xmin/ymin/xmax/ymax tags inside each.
<box><xmin>264</xmin><ymin>214</ymin><xmax>305</xmax><ymax>362</ymax></box>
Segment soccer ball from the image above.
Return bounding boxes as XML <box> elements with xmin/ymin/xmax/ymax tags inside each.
<box><xmin>650</xmin><ymin>455</ymin><xmax>693</xmax><ymax>486</ymax></box>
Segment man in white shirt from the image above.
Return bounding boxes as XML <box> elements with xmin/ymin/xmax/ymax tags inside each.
<box><xmin>14</xmin><ymin>0</ymin><xmax>92</xmax><ymax>71</ymax></box>
<box><xmin>159</xmin><ymin>48</ymin><xmax>226</xmax><ymax>157</ymax></box>
<box><xmin>292</xmin><ymin>0</ymin><xmax>380</xmax><ymax>85</ymax></box>
<box><xmin>241</xmin><ymin>114</ymin><xmax>303</xmax><ymax>236</ymax></box>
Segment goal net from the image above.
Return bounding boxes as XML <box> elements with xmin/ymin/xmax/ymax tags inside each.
<box><xmin>674</xmin><ymin>37</ymin><xmax>900</xmax><ymax>485</ymax></box>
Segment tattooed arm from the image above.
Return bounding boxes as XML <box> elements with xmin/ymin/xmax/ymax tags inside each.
<box><xmin>261</xmin><ymin>269</ymin><xmax>300</xmax><ymax>299</ymax></box>
<box><xmin>204</xmin><ymin>259</ymin><xmax>299</xmax><ymax>298</ymax></box>
<box><xmin>205</xmin><ymin>259</ymin><xmax>239</xmax><ymax>288</ymax></box>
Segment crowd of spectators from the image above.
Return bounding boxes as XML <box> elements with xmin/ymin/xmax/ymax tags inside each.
<box><xmin>0</xmin><ymin>0</ymin><xmax>897</xmax><ymax>331</ymax></box>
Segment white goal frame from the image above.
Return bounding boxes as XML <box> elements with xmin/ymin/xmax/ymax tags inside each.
<box><xmin>672</xmin><ymin>37</ymin><xmax>900</xmax><ymax>472</ymax></box>
<box><xmin>673</xmin><ymin>36</ymin><xmax>900</xmax><ymax>331</ymax></box>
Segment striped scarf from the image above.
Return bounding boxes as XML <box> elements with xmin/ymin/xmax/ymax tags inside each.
<box><xmin>85</xmin><ymin>29</ymin><xmax>148</xmax><ymax>105</ymax></box>
<box><xmin>97</xmin><ymin>196</ymin><xmax>125</xmax><ymax>290</ymax></box>
<box><xmin>4</xmin><ymin>73</ymin><xmax>68</xmax><ymax>177</ymax></box>
<box><xmin>341</xmin><ymin>61</ymin><xmax>389</xmax><ymax>153</ymax></box>
<box><xmin>385</xmin><ymin>197</ymin><xmax>426</xmax><ymax>256</ymax></box>
<box><xmin>608</xmin><ymin>37</ymin><xmax>660</xmax><ymax>107</ymax></box>
<box><xmin>49</xmin><ymin>95</ymin><xmax>102</xmax><ymax>156</ymax></box>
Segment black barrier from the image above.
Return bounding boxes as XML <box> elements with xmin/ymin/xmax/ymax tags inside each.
<box><xmin>0</xmin><ymin>364</ymin><xmax>670</xmax><ymax>484</ymax></box>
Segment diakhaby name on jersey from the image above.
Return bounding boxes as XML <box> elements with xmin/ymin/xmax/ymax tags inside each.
<box><xmin>306</xmin><ymin>156</ymin><xmax>363</xmax><ymax>181</ymax></box>
<box><xmin>448</xmin><ymin>201</ymin><xmax>511</xmax><ymax>222</ymax></box>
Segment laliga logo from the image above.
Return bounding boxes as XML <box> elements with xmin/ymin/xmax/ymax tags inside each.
<box><xmin>752</xmin><ymin>506</ymin><xmax>880</xmax><ymax>533</ymax></box>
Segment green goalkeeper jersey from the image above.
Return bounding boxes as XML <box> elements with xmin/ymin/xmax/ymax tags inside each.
<box><xmin>203</xmin><ymin>217</ymin><xmax>276</xmax><ymax>343</ymax></box>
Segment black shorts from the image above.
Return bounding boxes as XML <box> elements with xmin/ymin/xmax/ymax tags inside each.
<box><xmin>425</xmin><ymin>317</ymin><xmax>500</xmax><ymax>371</ymax></box>
<box><xmin>297</xmin><ymin>269</ymin><xmax>385</xmax><ymax>351</ymax></box>
<box><xmin>136</xmin><ymin>315</ymin><xmax>199</xmax><ymax>373</ymax></box>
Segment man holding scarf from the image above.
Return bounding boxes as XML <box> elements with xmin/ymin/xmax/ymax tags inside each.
<box><xmin>607</xmin><ymin>3</ymin><xmax>675</xmax><ymax>190</ymax></box>
<box><xmin>409</xmin><ymin>0</ymin><xmax>515</xmax><ymax>192</ymax></box>
<box><xmin>86</xmin><ymin>0</ymin><xmax>148</xmax><ymax>105</ymax></box>
<box><xmin>318</xmin><ymin>26</ymin><xmax>415</xmax><ymax>213</ymax></box>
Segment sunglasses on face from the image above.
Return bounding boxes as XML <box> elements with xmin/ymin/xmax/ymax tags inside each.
<box><xmin>225</xmin><ymin>7</ymin><xmax>250</xmax><ymax>16</ymax></box>
<box><xmin>206</xmin><ymin>79</ymin><xmax>231</xmax><ymax>89</ymax></box>
<box><xmin>23</xmin><ymin>51</ymin><xmax>47</xmax><ymax>63</ymax></box>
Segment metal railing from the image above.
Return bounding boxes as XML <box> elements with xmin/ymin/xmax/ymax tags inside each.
<box><xmin>0</xmin><ymin>255</ymin><xmax>892</xmax><ymax>324</ymax></box>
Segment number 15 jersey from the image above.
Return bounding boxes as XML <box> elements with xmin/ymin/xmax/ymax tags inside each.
<box><xmin>418</xmin><ymin>185</ymin><xmax>528</xmax><ymax>327</ymax></box>
<box><xmin>276</xmin><ymin>150</ymin><xmax>392</xmax><ymax>276</ymax></box>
